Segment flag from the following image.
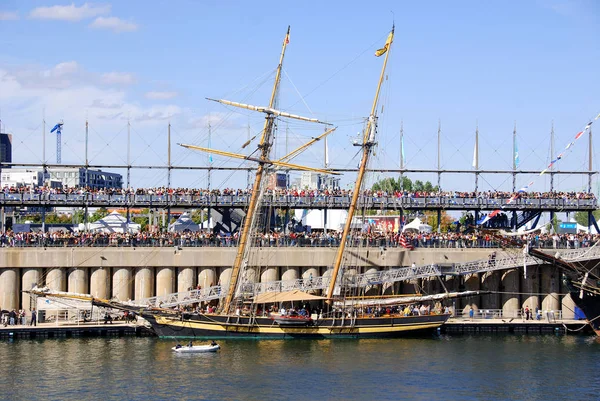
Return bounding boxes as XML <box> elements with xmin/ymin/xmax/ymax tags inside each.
<box><xmin>399</xmin><ymin>235</ymin><xmax>414</xmax><ymax>250</ymax></box>
<box><xmin>472</xmin><ymin>142</ymin><xmax>477</xmax><ymax>169</ymax></box>
<box><xmin>575</xmin><ymin>131</ymin><xmax>584</xmax><ymax>140</ymax></box>
<box><xmin>50</xmin><ymin>123</ymin><xmax>62</xmax><ymax>133</ymax></box>
<box><xmin>375</xmin><ymin>31</ymin><xmax>394</xmax><ymax>57</ymax></box>
<box><xmin>479</xmin><ymin>209</ymin><xmax>500</xmax><ymax>225</ymax></box>
<box><xmin>285</xmin><ymin>33</ymin><xmax>290</xmax><ymax>44</ymax></box>
<box><xmin>207</xmin><ymin>135</ymin><xmax>213</xmax><ymax>164</ymax></box>
<box><xmin>514</xmin><ymin>140</ymin><xmax>520</xmax><ymax>168</ymax></box>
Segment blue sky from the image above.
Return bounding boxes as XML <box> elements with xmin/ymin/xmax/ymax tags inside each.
<box><xmin>0</xmin><ymin>0</ymin><xmax>599</xmax><ymax>192</ymax></box>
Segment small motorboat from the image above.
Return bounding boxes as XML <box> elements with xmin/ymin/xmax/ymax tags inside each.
<box><xmin>172</xmin><ymin>343</ymin><xmax>220</xmax><ymax>353</ymax></box>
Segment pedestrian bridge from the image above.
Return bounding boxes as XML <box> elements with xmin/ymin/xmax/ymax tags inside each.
<box><xmin>1</xmin><ymin>193</ymin><xmax>596</xmax><ymax>211</ymax></box>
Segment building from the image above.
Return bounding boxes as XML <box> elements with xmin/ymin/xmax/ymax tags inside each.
<box><xmin>300</xmin><ymin>172</ymin><xmax>320</xmax><ymax>190</ymax></box>
<box><xmin>266</xmin><ymin>172</ymin><xmax>288</xmax><ymax>190</ymax></box>
<box><xmin>1</xmin><ymin>169</ymin><xmax>46</xmax><ymax>188</ymax></box>
<box><xmin>48</xmin><ymin>168</ymin><xmax>123</xmax><ymax>189</ymax></box>
<box><xmin>1</xmin><ymin>167</ymin><xmax>122</xmax><ymax>189</ymax></box>
<box><xmin>298</xmin><ymin>171</ymin><xmax>340</xmax><ymax>190</ymax></box>
<box><xmin>0</xmin><ymin>133</ymin><xmax>12</xmax><ymax>165</ymax></box>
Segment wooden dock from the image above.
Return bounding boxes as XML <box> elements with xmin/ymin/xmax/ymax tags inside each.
<box><xmin>442</xmin><ymin>317</ymin><xmax>593</xmax><ymax>335</ymax></box>
<box><xmin>0</xmin><ymin>321</ymin><xmax>153</xmax><ymax>340</ymax></box>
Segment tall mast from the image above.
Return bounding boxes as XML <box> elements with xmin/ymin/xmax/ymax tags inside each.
<box><xmin>326</xmin><ymin>27</ymin><xmax>394</xmax><ymax>300</ymax></box>
<box><xmin>550</xmin><ymin>121</ymin><xmax>555</xmax><ymax>192</ymax></box>
<box><xmin>222</xmin><ymin>26</ymin><xmax>291</xmax><ymax>314</ymax></box>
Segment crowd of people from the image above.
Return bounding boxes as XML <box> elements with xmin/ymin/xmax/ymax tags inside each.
<box><xmin>0</xmin><ymin>229</ymin><xmax>598</xmax><ymax>250</ymax></box>
<box><xmin>1</xmin><ymin>184</ymin><xmax>595</xmax><ymax>201</ymax></box>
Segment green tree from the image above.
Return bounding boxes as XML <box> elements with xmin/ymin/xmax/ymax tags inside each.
<box><xmin>132</xmin><ymin>216</ymin><xmax>149</xmax><ymax>231</ymax></box>
<box><xmin>191</xmin><ymin>209</ymin><xmax>207</xmax><ymax>224</ymax></box>
<box><xmin>90</xmin><ymin>207</ymin><xmax>110</xmax><ymax>222</ymax></box>
<box><xmin>371</xmin><ymin>176</ymin><xmax>437</xmax><ymax>192</ymax></box>
<box><xmin>574</xmin><ymin>210</ymin><xmax>600</xmax><ymax>227</ymax></box>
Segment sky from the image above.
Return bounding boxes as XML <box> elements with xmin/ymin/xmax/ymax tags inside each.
<box><xmin>0</xmin><ymin>0</ymin><xmax>599</xmax><ymax>193</ymax></box>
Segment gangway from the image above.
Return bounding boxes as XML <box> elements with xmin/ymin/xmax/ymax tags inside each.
<box><xmin>135</xmin><ymin>246</ymin><xmax>600</xmax><ymax>308</ymax></box>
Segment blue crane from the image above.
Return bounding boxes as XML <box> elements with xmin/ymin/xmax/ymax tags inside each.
<box><xmin>50</xmin><ymin>121</ymin><xmax>63</xmax><ymax>164</ymax></box>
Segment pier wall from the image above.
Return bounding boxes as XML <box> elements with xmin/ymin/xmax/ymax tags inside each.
<box><xmin>0</xmin><ymin>248</ymin><xmax>591</xmax><ymax>319</ymax></box>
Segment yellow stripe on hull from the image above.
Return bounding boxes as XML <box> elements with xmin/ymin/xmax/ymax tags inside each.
<box><xmin>155</xmin><ymin>316</ymin><xmax>443</xmax><ymax>336</ymax></box>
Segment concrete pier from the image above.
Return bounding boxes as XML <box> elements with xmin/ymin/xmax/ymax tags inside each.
<box><xmin>541</xmin><ymin>268</ymin><xmax>560</xmax><ymax>312</ymax></box>
<box><xmin>134</xmin><ymin>267</ymin><xmax>154</xmax><ymax>301</ymax></box>
<box><xmin>156</xmin><ymin>267</ymin><xmax>175</xmax><ymax>297</ymax></box>
<box><xmin>112</xmin><ymin>267</ymin><xmax>132</xmax><ymax>301</ymax></box>
<box><xmin>177</xmin><ymin>267</ymin><xmax>196</xmax><ymax>293</ymax></box>
<box><xmin>197</xmin><ymin>267</ymin><xmax>216</xmax><ymax>289</ymax></box>
<box><xmin>68</xmin><ymin>268</ymin><xmax>89</xmax><ymax>295</ymax></box>
<box><xmin>521</xmin><ymin>270</ymin><xmax>539</xmax><ymax>314</ymax></box>
<box><xmin>0</xmin><ymin>247</ymin><xmax>594</xmax><ymax>322</ymax></box>
<box><xmin>90</xmin><ymin>267</ymin><xmax>111</xmax><ymax>300</ymax></box>
<box><xmin>0</xmin><ymin>268</ymin><xmax>19</xmax><ymax>311</ymax></box>
<box><xmin>501</xmin><ymin>269</ymin><xmax>520</xmax><ymax>318</ymax></box>
<box><xmin>46</xmin><ymin>268</ymin><xmax>66</xmax><ymax>292</ymax></box>
<box><xmin>21</xmin><ymin>268</ymin><xmax>42</xmax><ymax>310</ymax></box>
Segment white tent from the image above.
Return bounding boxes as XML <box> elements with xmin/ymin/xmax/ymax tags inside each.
<box><xmin>168</xmin><ymin>212</ymin><xmax>200</xmax><ymax>232</ymax></box>
<box><xmin>576</xmin><ymin>223</ymin><xmax>600</xmax><ymax>234</ymax></box>
<box><xmin>89</xmin><ymin>211</ymin><xmax>140</xmax><ymax>233</ymax></box>
<box><xmin>402</xmin><ymin>217</ymin><xmax>432</xmax><ymax>233</ymax></box>
<box><xmin>294</xmin><ymin>209</ymin><xmax>348</xmax><ymax>231</ymax></box>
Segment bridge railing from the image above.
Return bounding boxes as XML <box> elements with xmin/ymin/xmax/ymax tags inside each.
<box><xmin>0</xmin><ymin>193</ymin><xmax>596</xmax><ymax>210</ymax></box>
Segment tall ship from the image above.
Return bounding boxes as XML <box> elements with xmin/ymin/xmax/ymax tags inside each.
<box><xmin>137</xmin><ymin>25</ymin><xmax>451</xmax><ymax>339</ymax></box>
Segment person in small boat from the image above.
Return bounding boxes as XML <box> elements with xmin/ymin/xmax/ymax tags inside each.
<box><xmin>175</xmin><ymin>343</ymin><xmax>182</xmax><ymax>349</ymax></box>
<box><xmin>210</xmin><ymin>340</ymin><xmax>217</xmax><ymax>346</ymax></box>
<box><xmin>188</xmin><ymin>340</ymin><xmax>193</xmax><ymax>347</ymax></box>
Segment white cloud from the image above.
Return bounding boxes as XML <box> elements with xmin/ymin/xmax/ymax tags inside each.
<box><xmin>89</xmin><ymin>16</ymin><xmax>138</xmax><ymax>33</ymax></box>
<box><xmin>185</xmin><ymin>112</ymin><xmax>239</xmax><ymax>130</ymax></box>
<box><xmin>0</xmin><ymin>11</ymin><xmax>19</xmax><ymax>20</ymax></box>
<box><xmin>101</xmin><ymin>72</ymin><xmax>136</xmax><ymax>86</ymax></box>
<box><xmin>29</xmin><ymin>2</ymin><xmax>111</xmax><ymax>22</ymax></box>
<box><xmin>49</xmin><ymin>61</ymin><xmax>80</xmax><ymax>77</ymax></box>
<box><xmin>145</xmin><ymin>91</ymin><xmax>178</xmax><ymax>100</ymax></box>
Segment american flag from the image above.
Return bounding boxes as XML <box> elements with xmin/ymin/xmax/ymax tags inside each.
<box><xmin>399</xmin><ymin>235</ymin><xmax>414</xmax><ymax>250</ymax></box>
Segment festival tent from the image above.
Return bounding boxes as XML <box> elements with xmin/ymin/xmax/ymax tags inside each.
<box><xmin>402</xmin><ymin>217</ymin><xmax>432</xmax><ymax>233</ymax></box>
<box><xmin>88</xmin><ymin>211</ymin><xmax>141</xmax><ymax>233</ymax></box>
<box><xmin>294</xmin><ymin>209</ymin><xmax>348</xmax><ymax>231</ymax></box>
<box><xmin>168</xmin><ymin>212</ymin><xmax>200</xmax><ymax>232</ymax></box>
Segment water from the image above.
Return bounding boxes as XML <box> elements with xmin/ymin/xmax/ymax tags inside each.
<box><xmin>2</xmin><ymin>335</ymin><xmax>600</xmax><ymax>401</ymax></box>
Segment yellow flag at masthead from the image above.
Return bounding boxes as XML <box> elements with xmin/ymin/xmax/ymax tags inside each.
<box><xmin>375</xmin><ymin>31</ymin><xmax>394</xmax><ymax>57</ymax></box>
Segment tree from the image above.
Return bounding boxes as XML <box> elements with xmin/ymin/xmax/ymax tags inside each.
<box><xmin>191</xmin><ymin>209</ymin><xmax>207</xmax><ymax>224</ymax></box>
<box><xmin>90</xmin><ymin>207</ymin><xmax>110</xmax><ymax>223</ymax></box>
<box><xmin>574</xmin><ymin>210</ymin><xmax>600</xmax><ymax>227</ymax></box>
<box><xmin>371</xmin><ymin>176</ymin><xmax>438</xmax><ymax>193</ymax></box>
<box><xmin>423</xmin><ymin>210</ymin><xmax>454</xmax><ymax>232</ymax></box>
<box><xmin>132</xmin><ymin>216</ymin><xmax>149</xmax><ymax>231</ymax></box>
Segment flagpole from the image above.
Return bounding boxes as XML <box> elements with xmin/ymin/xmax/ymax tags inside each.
<box><xmin>550</xmin><ymin>121</ymin><xmax>555</xmax><ymax>192</ymax></box>
<box><xmin>400</xmin><ymin>121</ymin><xmax>404</xmax><ymax>190</ymax></box>
<box><xmin>512</xmin><ymin>122</ymin><xmax>516</xmax><ymax>192</ymax></box>
<box><xmin>474</xmin><ymin>122</ymin><xmax>479</xmax><ymax>192</ymax></box>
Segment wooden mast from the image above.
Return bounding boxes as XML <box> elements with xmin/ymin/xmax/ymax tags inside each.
<box><xmin>221</xmin><ymin>26</ymin><xmax>291</xmax><ymax>314</ymax></box>
<box><xmin>326</xmin><ymin>26</ymin><xmax>394</xmax><ymax>300</ymax></box>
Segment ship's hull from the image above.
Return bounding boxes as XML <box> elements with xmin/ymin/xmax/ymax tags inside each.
<box><xmin>570</xmin><ymin>289</ymin><xmax>600</xmax><ymax>336</ymax></box>
<box><xmin>144</xmin><ymin>313</ymin><xmax>450</xmax><ymax>339</ymax></box>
